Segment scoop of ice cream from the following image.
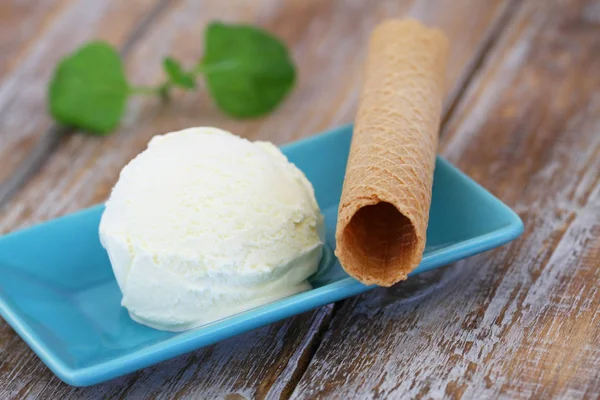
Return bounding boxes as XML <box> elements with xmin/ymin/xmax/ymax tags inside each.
<box><xmin>99</xmin><ymin>127</ymin><xmax>323</xmax><ymax>331</ymax></box>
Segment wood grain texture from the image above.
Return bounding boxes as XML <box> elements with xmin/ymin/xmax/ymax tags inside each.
<box><xmin>292</xmin><ymin>0</ymin><xmax>600</xmax><ymax>398</ymax></box>
<box><xmin>0</xmin><ymin>0</ymin><xmax>516</xmax><ymax>398</ymax></box>
<box><xmin>0</xmin><ymin>0</ymin><xmax>165</xmax><ymax>187</ymax></box>
<box><xmin>0</xmin><ymin>0</ymin><xmax>69</xmax><ymax>79</ymax></box>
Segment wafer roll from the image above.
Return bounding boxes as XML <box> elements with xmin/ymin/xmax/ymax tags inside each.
<box><xmin>335</xmin><ymin>19</ymin><xmax>448</xmax><ymax>286</ymax></box>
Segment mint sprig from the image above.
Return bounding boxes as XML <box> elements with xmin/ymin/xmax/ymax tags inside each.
<box><xmin>48</xmin><ymin>22</ymin><xmax>296</xmax><ymax>135</ymax></box>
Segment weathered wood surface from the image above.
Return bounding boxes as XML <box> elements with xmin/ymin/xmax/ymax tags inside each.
<box><xmin>0</xmin><ymin>0</ymin><xmax>66</xmax><ymax>78</ymax></box>
<box><xmin>0</xmin><ymin>1</ymin><xmax>515</xmax><ymax>398</ymax></box>
<box><xmin>1</xmin><ymin>0</ymin><xmax>597</xmax><ymax>398</ymax></box>
<box><xmin>292</xmin><ymin>0</ymin><xmax>600</xmax><ymax>398</ymax></box>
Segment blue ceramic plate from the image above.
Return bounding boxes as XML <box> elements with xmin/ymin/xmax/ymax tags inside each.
<box><xmin>0</xmin><ymin>125</ymin><xmax>523</xmax><ymax>386</ymax></box>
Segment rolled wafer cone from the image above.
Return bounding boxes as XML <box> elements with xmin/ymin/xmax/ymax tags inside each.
<box><xmin>335</xmin><ymin>19</ymin><xmax>448</xmax><ymax>286</ymax></box>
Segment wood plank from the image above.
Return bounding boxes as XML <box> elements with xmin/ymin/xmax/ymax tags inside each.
<box><xmin>292</xmin><ymin>0</ymin><xmax>600</xmax><ymax>398</ymax></box>
<box><xmin>0</xmin><ymin>0</ymin><xmax>167</xmax><ymax>192</ymax></box>
<box><xmin>0</xmin><ymin>0</ymin><xmax>69</xmax><ymax>78</ymax></box>
<box><xmin>0</xmin><ymin>0</ymin><xmax>514</xmax><ymax>397</ymax></box>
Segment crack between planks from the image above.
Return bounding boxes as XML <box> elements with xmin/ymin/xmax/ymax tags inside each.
<box><xmin>0</xmin><ymin>0</ymin><xmax>175</xmax><ymax>211</ymax></box>
<box><xmin>273</xmin><ymin>303</ymin><xmax>342</xmax><ymax>400</ymax></box>
<box><xmin>280</xmin><ymin>1</ymin><xmax>526</xmax><ymax>398</ymax></box>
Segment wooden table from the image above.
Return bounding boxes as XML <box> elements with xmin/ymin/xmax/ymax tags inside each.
<box><xmin>0</xmin><ymin>0</ymin><xmax>598</xmax><ymax>398</ymax></box>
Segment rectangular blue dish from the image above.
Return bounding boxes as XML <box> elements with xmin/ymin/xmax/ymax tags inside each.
<box><xmin>0</xmin><ymin>125</ymin><xmax>523</xmax><ymax>386</ymax></box>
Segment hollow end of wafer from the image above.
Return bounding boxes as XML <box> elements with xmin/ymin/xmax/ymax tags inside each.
<box><xmin>336</xmin><ymin>202</ymin><xmax>421</xmax><ymax>287</ymax></box>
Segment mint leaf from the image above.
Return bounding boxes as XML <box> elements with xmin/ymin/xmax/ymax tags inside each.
<box><xmin>163</xmin><ymin>57</ymin><xmax>195</xmax><ymax>89</ymax></box>
<box><xmin>48</xmin><ymin>41</ymin><xmax>129</xmax><ymax>135</ymax></box>
<box><xmin>201</xmin><ymin>22</ymin><xmax>296</xmax><ymax>118</ymax></box>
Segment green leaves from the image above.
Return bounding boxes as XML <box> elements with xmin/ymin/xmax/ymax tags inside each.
<box><xmin>48</xmin><ymin>22</ymin><xmax>296</xmax><ymax>135</ymax></box>
<box><xmin>201</xmin><ymin>22</ymin><xmax>296</xmax><ymax>118</ymax></box>
<box><xmin>163</xmin><ymin>57</ymin><xmax>195</xmax><ymax>89</ymax></box>
<box><xmin>49</xmin><ymin>42</ymin><xmax>128</xmax><ymax>135</ymax></box>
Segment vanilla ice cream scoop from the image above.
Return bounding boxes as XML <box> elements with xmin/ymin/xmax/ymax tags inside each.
<box><xmin>99</xmin><ymin>127</ymin><xmax>324</xmax><ymax>331</ymax></box>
